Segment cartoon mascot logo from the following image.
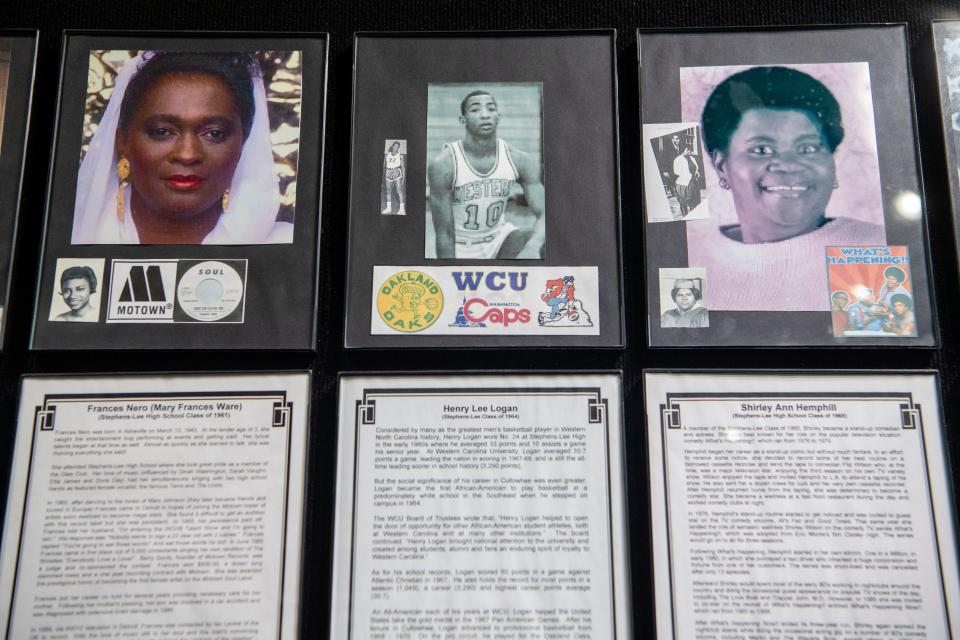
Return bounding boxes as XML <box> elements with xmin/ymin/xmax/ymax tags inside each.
<box><xmin>537</xmin><ymin>275</ymin><xmax>593</xmax><ymax>327</ymax></box>
<box><xmin>377</xmin><ymin>271</ymin><xmax>443</xmax><ymax>332</ymax></box>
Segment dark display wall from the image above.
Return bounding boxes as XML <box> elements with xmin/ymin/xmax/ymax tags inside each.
<box><xmin>1</xmin><ymin>1</ymin><xmax>959</xmax><ymax>636</ymax></box>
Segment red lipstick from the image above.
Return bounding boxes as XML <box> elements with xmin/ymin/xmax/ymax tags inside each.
<box><xmin>166</xmin><ymin>175</ymin><xmax>205</xmax><ymax>190</ymax></box>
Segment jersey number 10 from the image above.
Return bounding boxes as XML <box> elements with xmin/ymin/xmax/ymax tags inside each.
<box><xmin>463</xmin><ymin>201</ymin><xmax>505</xmax><ymax>230</ymax></box>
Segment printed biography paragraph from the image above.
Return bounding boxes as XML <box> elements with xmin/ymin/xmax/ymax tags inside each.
<box><xmin>646</xmin><ymin>373</ymin><xmax>959</xmax><ymax>640</ymax></box>
<box><xmin>0</xmin><ymin>375</ymin><xmax>309</xmax><ymax>640</ymax></box>
<box><xmin>332</xmin><ymin>376</ymin><xmax>630</xmax><ymax>639</ymax></box>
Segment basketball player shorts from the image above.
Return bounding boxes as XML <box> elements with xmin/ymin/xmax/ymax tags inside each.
<box><xmin>455</xmin><ymin>222</ymin><xmax>517</xmax><ymax>259</ymax></box>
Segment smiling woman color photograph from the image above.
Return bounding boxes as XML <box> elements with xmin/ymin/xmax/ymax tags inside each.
<box><xmin>71</xmin><ymin>50</ymin><xmax>301</xmax><ymax>245</ymax></box>
<box><xmin>681</xmin><ymin>64</ymin><xmax>887</xmax><ymax>311</ymax></box>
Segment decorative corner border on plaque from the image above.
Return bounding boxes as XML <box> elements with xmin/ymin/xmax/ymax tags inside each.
<box><xmin>660</xmin><ymin>392</ymin><xmax>921</xmax><ymax>431</ymax></box>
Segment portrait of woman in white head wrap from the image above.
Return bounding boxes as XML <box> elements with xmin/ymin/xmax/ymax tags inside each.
<box><xmin>72</xmin><ymin>50</ymin><xmax>301</xmax><ymax>245</ymax></box>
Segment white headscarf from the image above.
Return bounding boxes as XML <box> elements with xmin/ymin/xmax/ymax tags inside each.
<box><xmin>71</xmin><ymin>51</ymin><xmax>290</xmax><ymax>244</ymax></box>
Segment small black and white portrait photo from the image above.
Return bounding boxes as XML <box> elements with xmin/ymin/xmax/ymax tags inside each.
<box><xmin>643</xmin><ymin>123</ymin><xmax>708</xmax><ymax>222</ymax></box>
<box><xmin>659</xmin><ymin>267</ymin><xmax>709</xmax><ymax>328</ymax></box>
<box><xmin>425</xmin><ymin>82</ymin><xmax>545</xmax><ymax>260</ymax></box>
<box><xmin>49</xmin><ymin>258</ymin><xmax>105</xmax><ymax>322</ymax></box>
<box><xmin>381</xmin><ymin>139</ymin><xmax>407</xmax><ymax>215</ymax></box>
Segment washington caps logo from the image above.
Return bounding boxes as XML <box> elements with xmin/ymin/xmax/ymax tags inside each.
<box><xmin>377</xmin><ymin>270</ymin><xmax>443</xmax><ymax>332</ymax></box>
<box><xmin>106</xmin><ymin>260</ymin><xmax>177</xmax><ymax>322</ymax></box>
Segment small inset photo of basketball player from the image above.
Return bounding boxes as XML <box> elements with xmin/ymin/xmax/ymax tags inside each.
<box><xmin>381</xmin><ymin>139</ymin><xmax>407</xmax><ymax>215</ymax></box>
<box><xmin>425</xmin><ymin>83</ymin><xmax>544</xmax><ymax>260</ymax></box>
<box><xmin>658</xmin><ymin>267</ymin><xmax>709</xmax><ymax>328</ymax></box>
<box><xmin>642</xmin><ymin>123</ymin><xmax>709</xmax><ymax>222</ymax></box>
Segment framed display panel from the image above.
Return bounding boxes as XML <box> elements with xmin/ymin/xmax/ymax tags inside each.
<box><xmin>344</xmin><ymin>31</ymin><xmax>624</xmax><ymax>348</ymax></box>
<box><xmin>0</xmin><ymin>371</ymin><xmax>311</xmax><ymax>638</ymax></box>
<box><xmin>0</xmin><ymin>31</ymin><xmax>37</xmax><ymax>349</ymax></box>
<box><xmin>639</xmin><ymin>25</ymin><xmax>937</xmax><ymax>347</ymax></box>
<box><xmin>331</xmin><ymin>372</ymin><xmax>631</xmax><ymax>638</ymax></box>
<box><xmin>30</xmin><ymin>32</ymin><xmax>328</xmax><ymax>350</ymax></box>
<box><xmin>933</xmin><ymin>21</ymin><xmax>960</xmax><ymax>271</ymax></box>
<box><xmin>644</xmin><ymin>370</ymin><xmax>959</xmax><ymax>639</ymax></box>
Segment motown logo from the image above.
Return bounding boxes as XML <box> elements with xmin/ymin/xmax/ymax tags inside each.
<box><xmin>106</xmin><ymin>260</ymin><xmax>177</xmax><ymax>322</ymax></box>
<box><xmin>377</xmin><ymin>271</ymin><xmax>443</xmax><ymax>332</ymax></box>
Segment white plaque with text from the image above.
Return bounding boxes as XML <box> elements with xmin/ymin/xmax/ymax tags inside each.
<box><xmin>331</xmin><ymin>373</ymin><xmax>631</xmax><ymax>639</ymax></box>
<box><xmin>0</xmin><ymin>372</ymin><xmax>310</xmax><ymax>639</ymax></box>
<box><xmin>645</xmin><ymin>371</ymin><xmax>960</xmax><ymax>639</ymax></box>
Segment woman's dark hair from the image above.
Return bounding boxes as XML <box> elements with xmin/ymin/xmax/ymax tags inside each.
<box><xmin>890</xmin><ymin>293</ymin><xmax>913</xmax><ymax>311</ymax></box>
<box><xmin>118</xmin><ymin>51</ymin><xmax>260</xmax><ymax>140</ymax></box>
<box><xmin>701</xmin><ymin>66</ymin><xmax>844</xmax><ymax>155</ymax></box>
<box><xmin>61</xmin><ymin>266</ymin><xmax>97</xmax><ymax>293</ymax></box>
<box><xmin>883</xmin><ymin>266</ymin><xmax>906</xmax><ymax>282</ymax></box>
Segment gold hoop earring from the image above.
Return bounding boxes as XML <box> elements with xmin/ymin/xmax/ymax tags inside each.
<box><xmin>116</xmin><ymin>158</ymin><xmax>130</xmax><ymax>221</ymax></box>
<box><xmin>222</xmin><ymin>188</ymin><xmax>230</xmax><ymax>212</ymax></box>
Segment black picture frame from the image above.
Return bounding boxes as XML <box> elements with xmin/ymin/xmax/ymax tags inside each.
<box><xmin>0</xmin><ymin>30</ymin><xmax>37</xmax><ymax>350</ymax></box>
<box><xmin>344</xmin><ymin>30</ymin><xmax>624</xmax><ymax>348</ymax></box>
<box><xmin>30</xmin><ymin>31</ymin><xmax>328</xmax><ymax>350</ymax></box>
<box><xmin>933</xmin><ymin>21</ymin><xmax>960</xmax><ymax>280</ymax></box>
<box><xmin>640</xmin><ymin>25</ymin><xmax>938</xmax><ymax>348</ymax></box>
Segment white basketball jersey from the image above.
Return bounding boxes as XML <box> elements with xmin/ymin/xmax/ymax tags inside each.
<box><xmin>448</xmin><ymin>139</ymin><xmax>518</xmax><ymax>243</ymax></box>
<box><xmin>385</xmin><ymin>152</ymin><xmax>403</xmax><ymax>169</ymax></box>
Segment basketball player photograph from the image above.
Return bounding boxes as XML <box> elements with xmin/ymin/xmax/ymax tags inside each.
<box><xmin>381</xmin><ymin>139</ymin><xmax>407</xmax><ymax>215</ymax></box>
<box><xmin>425</xmin><ymin>83</ymin><xmax>545</xmax><ymax>259</ymax></box>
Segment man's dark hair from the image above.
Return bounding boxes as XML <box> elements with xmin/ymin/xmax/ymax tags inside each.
<box><xmin>883</xmin><ymin>266</ymin><xmax>906</xmax><ymax>282</ymax></box>
<box><xmin>889</xmin><ymin>293</ymin><xmax>913</xmax><ymax>311</ymax></box>
<box><xmin>701</xmin><ymin>66</ymin><xmax>844</xmax><ymax>155</ymax></box>
<box><xmin>61</xmin><ymin>266</ymin><xmax>98</xmax><ymax>293</ymax></box>
<box><xmin>118</xmin><ymin>51</ymin><xmax>260</xmax><ymax>141</ymax></box>
<box><xmin>460</xmin><ymin>90</ymin><xmax>496</xmax><ymax>115</ymax></box>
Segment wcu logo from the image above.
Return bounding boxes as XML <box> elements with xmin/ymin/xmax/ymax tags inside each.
<box><xmin>452</xmin><ymin>272</ymin><xmax>528</xmax><ymax>292</ymax></box>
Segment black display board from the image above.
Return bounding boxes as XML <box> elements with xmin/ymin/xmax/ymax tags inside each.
<box><xmin>0</xmin><ymin>32</ymin><xmax>36</xmax><ymax>350</ymax></box>
<box><xmin>641</xmin><ymin>26</ymin><xmax>937</xmax><ymax>347</ymax></box>
<box><xmin>345</xmin><ymin>32</ymin><xmax>623</xmax><ymax>348</ymax></box>
<box><xmin>1</xmin><ymin>2</ymin><xmax>959</xmax><ymax>638</ymax></box>
<box><xmin>30</xmin><ymin>32</ymin><xmax>327</xmax><ymax>350</ymax></box>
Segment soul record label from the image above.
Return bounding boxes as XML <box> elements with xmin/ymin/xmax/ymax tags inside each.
<box><xmin>176</xmin><ymin>260</ymin><xmax>245</xmax><ymax>322</ymax></box>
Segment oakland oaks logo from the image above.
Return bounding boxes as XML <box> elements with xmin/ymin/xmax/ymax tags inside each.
<box><xmin>377</xmin><ymin>271</ymin><xmax>443</xmax><ymax>332</ymax></box>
